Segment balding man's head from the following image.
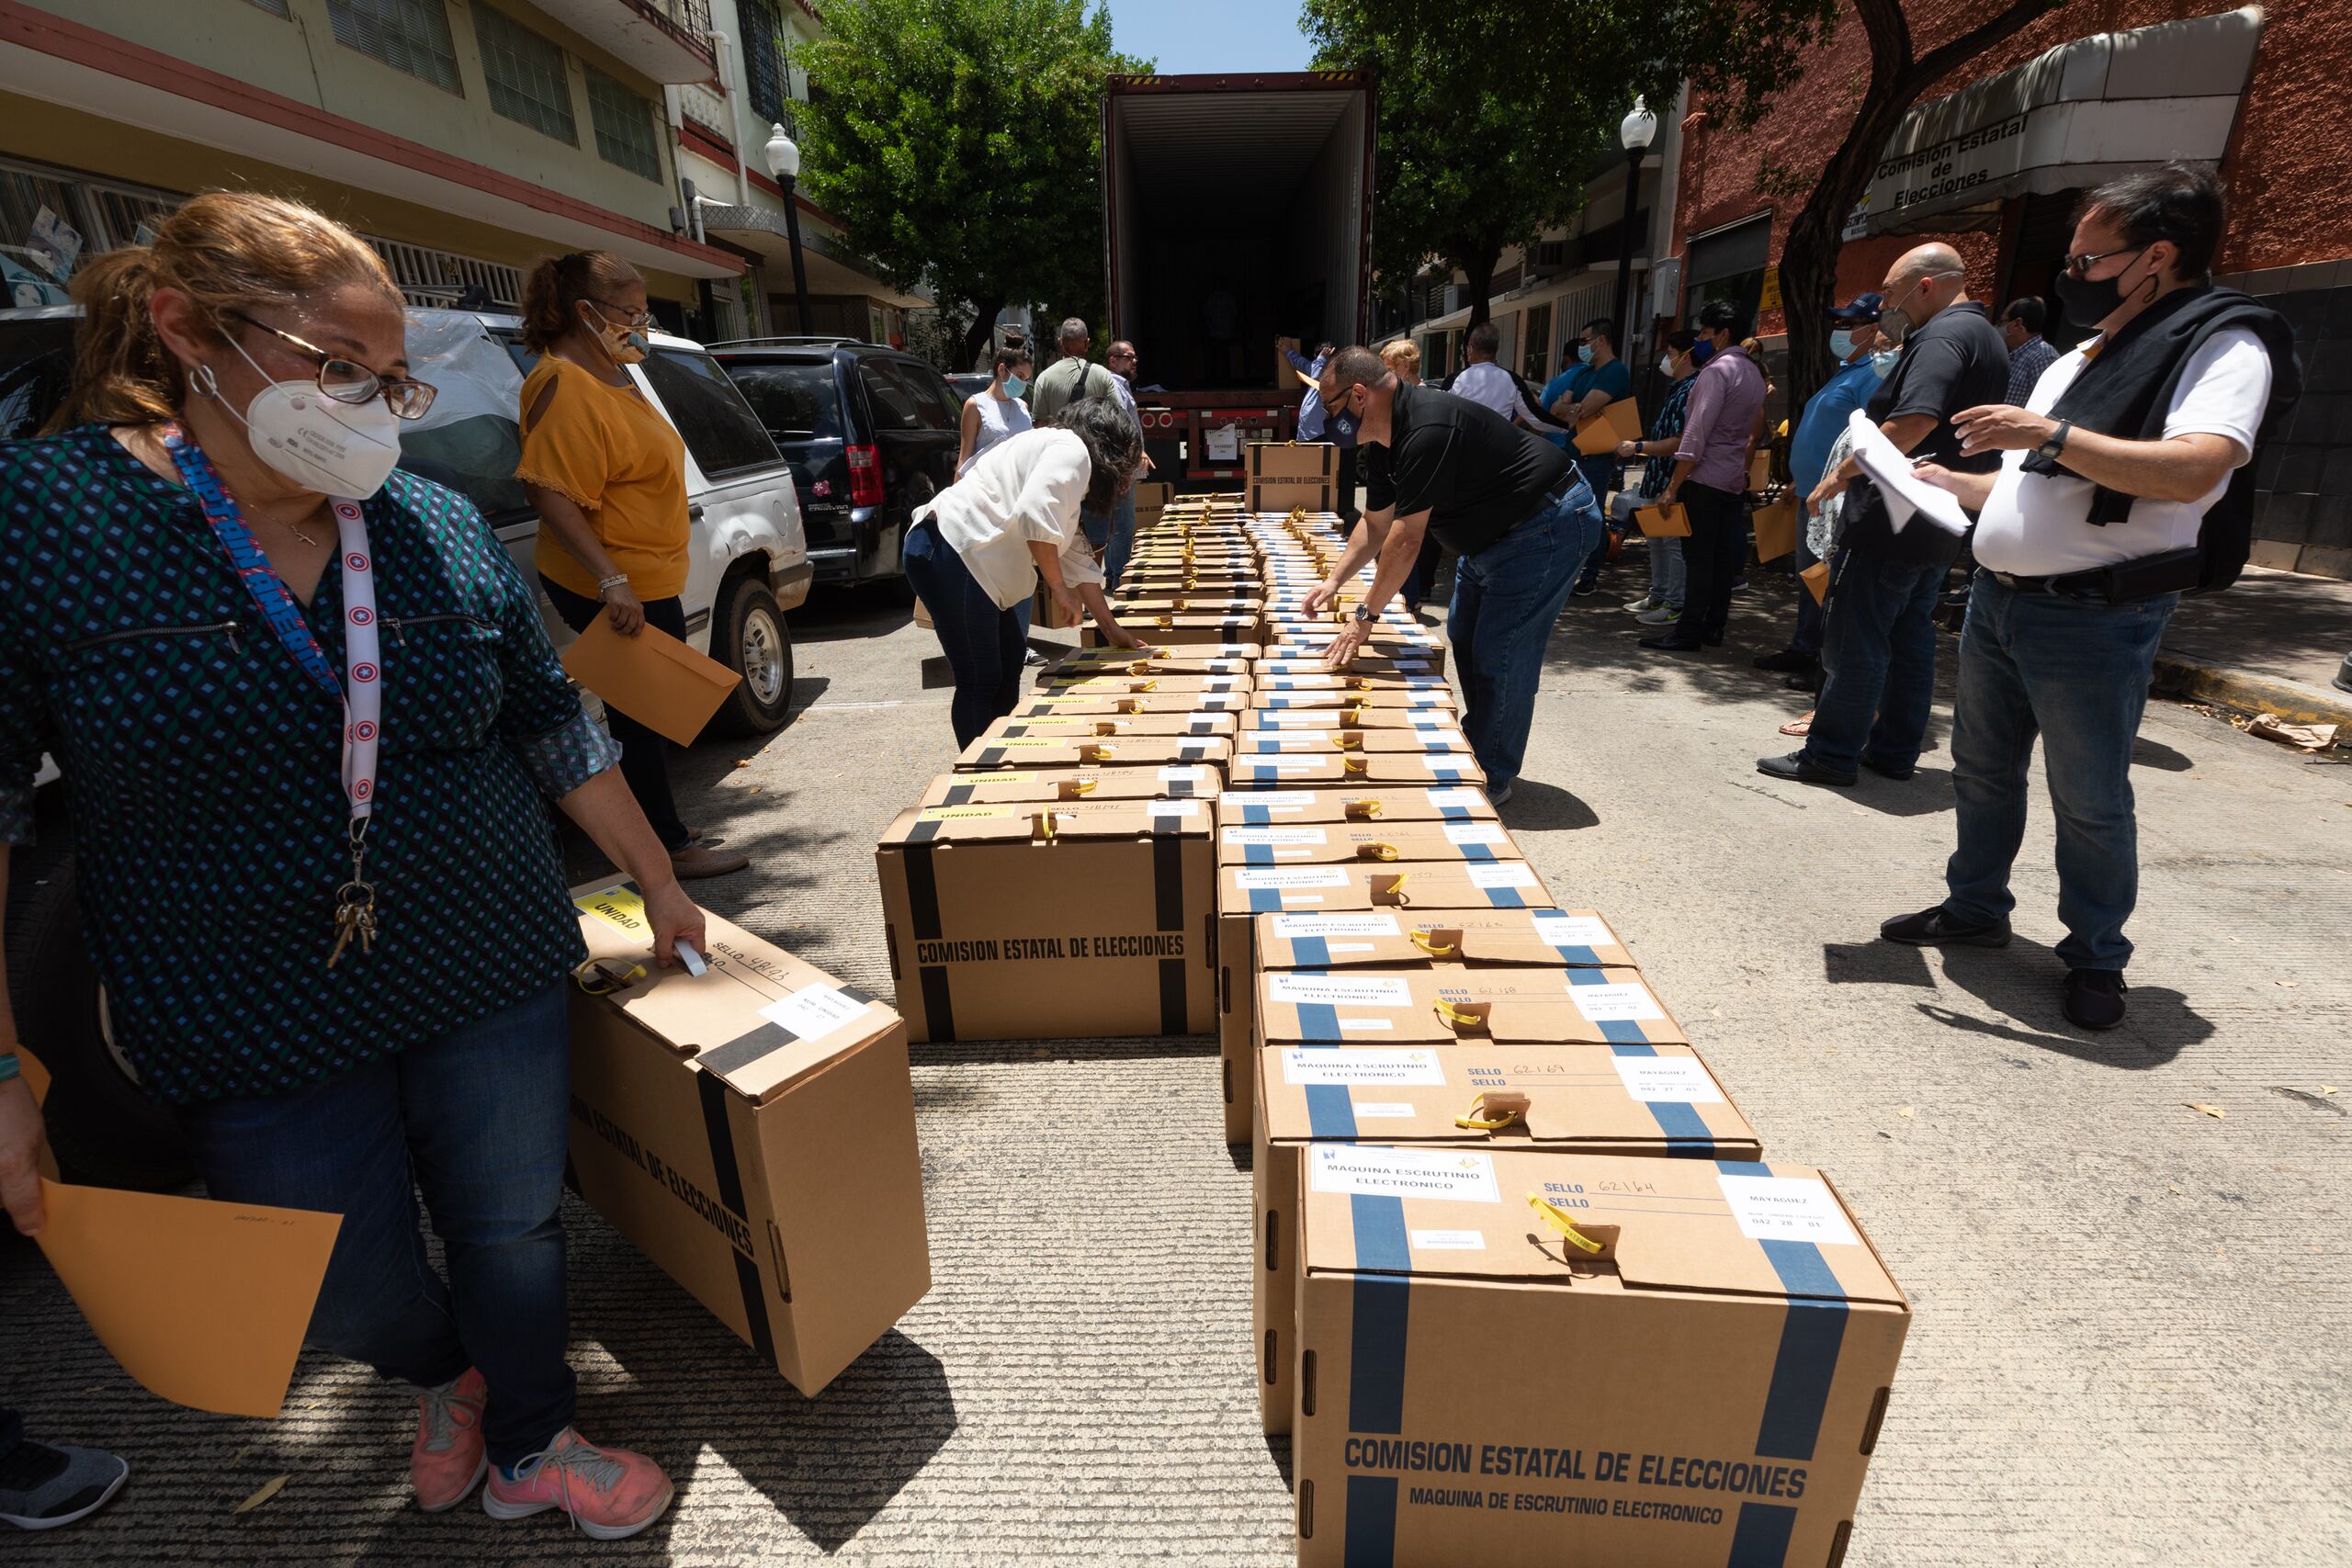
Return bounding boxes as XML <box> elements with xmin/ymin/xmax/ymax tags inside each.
<box><xmin>1878</xmin><ymin>243</ymin><xmax>1969</xmax><ymax>338</ymax></box>
<box><xmin>1884</xmin><ymin>243</ymin><xmax>1963</xmax><ymax>292</ymax></box>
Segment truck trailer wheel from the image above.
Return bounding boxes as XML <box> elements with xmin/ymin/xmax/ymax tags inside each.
<box><xmin>709</xmin><ymin>571</ymin><xmax>796</xmax><ymax>736</ymax></box>
<box><xmin>5</xmin><ymin>842</ymin><xmax>191</xmax><ymax>1189</ymax></box>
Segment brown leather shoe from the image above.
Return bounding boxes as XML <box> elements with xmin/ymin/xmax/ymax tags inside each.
<box><xmin>668</xmin><ymin>843</ymin><xmax>749</xmax><ymax>880</ymax></box>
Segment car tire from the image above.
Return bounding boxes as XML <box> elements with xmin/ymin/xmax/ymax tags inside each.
<box><xmin>709</xmin><ymin>570</ymin><xmax>795</xmax><ymax>736</ymax></box>
<box><xmin>4</xmin><ymin>840</ymin><xmax>192</xmax><ymax>1190</ymax></box>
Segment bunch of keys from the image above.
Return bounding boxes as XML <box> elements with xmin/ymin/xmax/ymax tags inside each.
<box><xmin>329</xmin><ymin>880</ymin><xmax>378</xmax><ymax>967</ymax></box>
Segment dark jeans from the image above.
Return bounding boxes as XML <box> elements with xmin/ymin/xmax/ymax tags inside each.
<box><xmin>1674</xmin><ymin>480</ymin><xmax>1748</xmax><ymax>644</ymax></box>
<box><xmin>1080</xmin><ymin>490</ymin><xmax>1136</xmax><ymax>590</ymax></box>
<box><xmin>1336</xmin><ymin>443</ymin><xmax>1361</xmax><ymax>525</ymax></box>
<box><xmin>542</xmin><ymin>578</ymin><xmax>689</xmax><ymax>852</ymax></box>
<box><xmin>1942</xmin><ymin>573</ymin><xmax>2179</xmax><ymax>971</ymax></box>
<box><xmin>1570</xmin><ymin>453</ymin><xmax>1623</xmax><ymax>588</ymax></box>
<box><xmin>1403</xmin><ymin>533</ymin><xmax>1444</xmax><ymax>612</ymax></box>
<box><xmin>1450</xmin><ymin>478</ymin><xmax>1601</xmax><ymax>790</ymax></box>
<box><xmin>905</xmin><ymin>518</ymin><xmax>1025</xmax><ymax>748</ymax></box>
<box><xmin>1804</xmin><ymin>550</ymin><xmax>1947</xmax><ymax>778</ymax></box>
<box><xmin>1791</xmin><ymin>536</ymin><xmax>1825</xmax><ymax>656</ymax></box>
<box><xmin>177</xmin><ymin>981</ymin><xmax>576</xmax><ymax>1468</ymax></box>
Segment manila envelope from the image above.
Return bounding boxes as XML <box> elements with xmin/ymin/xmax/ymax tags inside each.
<box><xmin>1749</xmin><ymin>448</ymin><xmax>1775</xmax><ymax>490</ymax></box>
<box><xmin>1752</xmin><ymin>497</ymin><xmax>1799</xmax><ymax>562</ymax></box>
<box><xmin>1634</xmin><ymin>502</ymin><xmax>1690</xmax><ymax>537</ymax></box>
<box><xmin>1803</xmin><ymin>558</ymin><xmax>1833</xmax><ymax>602</ymax></box>
<box><xmin>1573</xmin><ymin>399</ymin><xmax>1642</xmax><ymax>456</ymax></box>
<box><xmin>561</xmin><ymin>615</ymin><xmax>740</xmax><ymax>747</ymax></box>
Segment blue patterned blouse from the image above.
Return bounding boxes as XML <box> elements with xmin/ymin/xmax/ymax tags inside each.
<box><xmin>0</xmin><ymin>425</ymin><xmax>622</xmax><ymax>1104</ymax></box>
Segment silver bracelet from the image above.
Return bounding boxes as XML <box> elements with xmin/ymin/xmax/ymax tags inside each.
<box><xmin>595</xmin><ymin>573</ymin><xmax>630</xmax><ymax>597</ymax></box>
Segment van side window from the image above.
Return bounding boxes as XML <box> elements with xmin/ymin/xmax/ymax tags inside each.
<box><xmin>639</xmin><ymin>346</ymin><xmax>783</xmax><ymax>476</ymax></box>
<box><xmin>857</xmin><ymin>360</ymin><xmax>923</xmax><ymax>432</ymax></box>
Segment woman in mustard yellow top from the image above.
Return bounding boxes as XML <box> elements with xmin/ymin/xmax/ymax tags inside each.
<box><xmin>516</xmin><ymin>251</ymin><xmax>746</xmax><ymax>879</ymax></box>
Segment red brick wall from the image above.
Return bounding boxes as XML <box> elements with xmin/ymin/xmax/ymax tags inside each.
<box><xmin>1674</xmin><ymin>0</ymin><xmax>2352</xmax><ymax>330</ymax></box>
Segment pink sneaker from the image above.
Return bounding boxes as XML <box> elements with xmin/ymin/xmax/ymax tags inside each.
<box><xmin>481</xmin><ymin>1427</ymin><xmax>673</xmax><ymax>1540</ymax></box>
<box><xmin>410</xmin><ymin>1368</ymin><xmax>487</xmax><ymax>1512</ymax></box>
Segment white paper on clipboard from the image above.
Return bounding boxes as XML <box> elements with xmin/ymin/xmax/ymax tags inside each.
<box><xmin>1847</xmin><ymin>409</ymin><xmax>1972</xmax><ymax>537</ymax></box>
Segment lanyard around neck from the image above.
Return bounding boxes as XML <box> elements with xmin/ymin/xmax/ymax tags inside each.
<box><xmin>164</xmin><ymin>426</ymin><xmax>381</xmax><ymax>825</ymax></box>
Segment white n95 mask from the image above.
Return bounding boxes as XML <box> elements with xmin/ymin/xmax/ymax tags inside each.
<box><xmin>208</xmin><ymin>332</ymin><xmax>403</xmax><ymax>498</ymax></box>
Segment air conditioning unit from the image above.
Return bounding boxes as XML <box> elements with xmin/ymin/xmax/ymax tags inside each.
<box><xmin>1442</xmin><ymin>284</ymin><xmax>1470</xmax><ymax>314</ymax></box>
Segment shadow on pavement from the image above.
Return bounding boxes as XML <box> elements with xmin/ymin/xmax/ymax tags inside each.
<box><xmin>1922</xmin><ymin>939</ymin><xmax>2212</xmax><ymax>1066</ymax></box>
<box><xmin>791</xmin><ymin>581</ymin><xmax>913</xmax><ymax>643</ymax></box>
<box><xmin>1844</xmin><ymin>766</ymin><xmax>1957</xmax><ymax>819</ymax></box>
<box><xmin>1501</xmin><ymin>777</ymin><xmax>1600</xmax><ymax>830</ymax></box>
<box><xmin>2131</xmin><ymin>735</ymin><xmax>2197</xmax><ymax>772</ymax></box>
<box><xmin>1823</xmin><ymin>940</ymin><xmax>1937</xmax><ymax>987</ymax></box>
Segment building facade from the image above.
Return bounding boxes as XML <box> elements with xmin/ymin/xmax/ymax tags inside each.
<box><xmin>1665</xmin><ymin>1</ymin><xmax>2352</xmax><ymax>578</ymax></box>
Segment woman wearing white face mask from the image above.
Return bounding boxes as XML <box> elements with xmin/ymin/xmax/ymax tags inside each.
<box><xmin>515</xmin><ymin>251</ymin><xmax>745</xmax><ymax>879</ymax></box>
<box><xmin>0</xmin><ymin>194</ymin><xmax>692</xmax><ymax>1535</ymax></box>
<box><xmin>1611</xmin><ymin>329</ymin><xmax>1708</xmax><ymax>625</ymax></box>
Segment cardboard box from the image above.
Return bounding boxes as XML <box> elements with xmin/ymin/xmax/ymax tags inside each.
<box><xmin>1227</xmin><ymin>752</ymin><xmax>1485</xmax><ymax>790</ymax></box>
<box><xmin>1036</xmin><ymin>672</ymin><xmax>1252</xmax><ymax>697</ymax></box>
<box><xmin>954</xmin><ymin>732</ymin><xmax>1235</xmax><ymax>773</ymax></box>
<box><xmin>1252</xmin><ymin>1043</ymin><xmax>1760</xmax><ymax>1432</ymax></box>
<box><xmin>1245</xmin><ymin>441</ymin><xmax>1339</xmax><ymax>514</ymax></box>
<box><xmin>1254</xmin><ymin>907</ymin><xmax>1634</xmax><ymax>970</ymax></box>
<box><xmin>1256</xmin><ymin>654</ymin><xmax>1444</xmax><ymax>678</ymax></box>
<box><xmin>1257</xmin><ymin>966</ymin><xmax>1686</xmax><ymax>1050</ymax></box>
<box><xmin>1012</xmin><ymin>692</ymin><xmax>1250</xmax><ymax>716</ymax></box>
<box><xmin>1085</xmin><ymin>613</ymin><xmax>1265</xmax><ymax>649</ymax></box>
<box><xmin>1044</xmin><ymin>647</ymin><xmax>1259</xmax><ymax>674</ymax></box>
<box><xmin>1245</xmin><ymin>705</ymin><xmax>1462</xmax><ymax>732</ymax></box>
<box><xmin>567</xmin><ymin>882</ymin><xmax>931</xmax><ymax>1394</ymax></box>
<box><xmin>1250</xmin><ymin>686</ymin><xmax>1457</xmax><ymax>712</ymax></box>
<box><xmin>1133</xmin><ymin>479</ymin><xmax>1174</xmax><ymax>513</ymax></box>
<box><xmin>1252</xmin><ymin>671</ymin><xmax>1453</xmax><ymax>699</ymax></box>
<box><xmin>1216</xmin><ymin>786</ymin><xmax>1496</xmax><ymax>828</ymax></box>
<box><xmin>1214</xmin><ymin>863</ymin><xmax>1553</xmax><ymax>1141</ymax></box>
<box><xmin>978</xmin><ymin>711</ymin><xmax>1238</xmax><ymax>741</ymax></box>
<box><xmin>1236</xmin><ymin>728</ymin><xmax>1473</xmax><ymax>758</ymax></box>
<box><xmin>876</xmin><ymin>796</ymin><xmax>1216</xmax><ymax>1041</ymax></box>
<box><xmin>1290</xmin><ymin>1148</ymin><xmax>1907</xmax><ymax>1567</ymax></box>
<box><xmin>1218</xmin><ymin>820</ymin><xmax>1520</xmax><ymax>872</ymax></box>
<box><xmin>917</xmin><ymin>765</ymin><xmax>1216</xmax><ymax>805</ymax></box>
<box><xmin>1108</xmin><ymin>596</ymin><xmax>1264</xmax><ymax>616</ymax></box>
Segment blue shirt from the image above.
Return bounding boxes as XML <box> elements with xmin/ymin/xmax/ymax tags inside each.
<box><xmin>1538</xmin><ymin>358</ymin><xmax>1633</xmax><ymax>448</ymax></box>
<box><xmin>1287</xmin><ymin>348</ymin><xmax>1330</xmax><ymax>441</ymax></box>
<box><xmin>1790</xmin><ymin>357</ymin><xmax>1883</xmax><ymax>506</ymax></box>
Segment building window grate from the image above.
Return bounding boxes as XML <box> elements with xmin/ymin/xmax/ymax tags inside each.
<box><xmin>473</xmin><ymin>5</ymin><xmax>576</xmax><ymax>144</ymax></box>
<box><xmin>586</xmin><ymin>66</ymin><xmax>663</xmax><ymax>182</ymax></box>
<box><xmin>246</xmin><ymin>0</ymin><xmax>291</xmax><ymax>16</ymax></box>
<box><xmin>325</xmin><ymin>0</ymin><xmax>461</xmax><ymax>94</ymax></box>
<box><xmin>740</xmin><ymin>0</ymin><xmax>786</xmax><ymax>127</ymax></box>
<box><xmin>367</xmin><ymin>237</ymin><xmax>525</xmax><ymax>310</ymax></box>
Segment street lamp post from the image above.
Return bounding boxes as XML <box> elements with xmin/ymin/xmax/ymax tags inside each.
<box><xmin>1612</xmin><ymin>95</ymin><xmax>1658</xmax><ymax>359</ymax></box>
<box><xmin>766</xmin><ymin>121</ymin><xmax>814</xmax><ymax>336</ymax></box>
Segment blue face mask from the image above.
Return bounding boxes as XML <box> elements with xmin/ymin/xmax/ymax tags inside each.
<box><xmin>1870</xmin><ymin>348</ymin><xmax>1900</xmax><ymax>379</ymax></box>
<box><xmin>1577</xmin><ymin>343</ymin><xmax>1596</xmax><ymax>366</ymax></box>
<box><xmin>1690</xmin><ymin>339</ymin><xmax>1715</xmax><ymax>367</ymax></box>
<box><xmin>1829</xmin><ymin>329</ymin><xmax>1857</xmax><ymax>361</ymax></box>
<box><xmin>1002</xmin><ymin>374</ymin><xmax>1027</xmax><ymax>398</ymax></box>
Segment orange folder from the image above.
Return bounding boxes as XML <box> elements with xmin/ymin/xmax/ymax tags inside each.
<box><xmin>1573</xmin><ymin>399</ymin><xmax>1643</xmax><ymax>456</ymax></box>
<box><xmin>561</xmin><ymin>615</ymin><xmax>741</xmax><ymax>747</ymax></box>
<box><xmin>1634</xmin><ymin>502</ymin><xmax>1690</xmax><ymax>537</ymax></box>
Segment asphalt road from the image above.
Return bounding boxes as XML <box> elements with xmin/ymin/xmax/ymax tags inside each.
<box><xmin>6</xmin><ymin>562</ymin><xmax>2348</xmax><ymax>1565</ymax></box>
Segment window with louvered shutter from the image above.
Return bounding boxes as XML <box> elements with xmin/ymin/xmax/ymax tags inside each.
<box><xmin>740</xmin><ymin>0</ymin><xmax>786</xmax><ymax>126</ymax></box>
<box><xmin>585</xmin><ymin>67</ymin><xmax>662</xmax><ymax>182</ymax></box>
<box><xmin>474</xmin><ymin>6</ymin><xmax>576</xmax><ymax>143</ymax></box>
<box><xmin>324</xmin><ymin>0</ymin><xmax>461</xmax><ymax>93</ymax></box>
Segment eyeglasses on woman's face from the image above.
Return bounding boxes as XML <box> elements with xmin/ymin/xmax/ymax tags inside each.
<box><xmin>226</xmin><ymin>309</ymin><xmax>438</xmax><ymax>420</ymax></box>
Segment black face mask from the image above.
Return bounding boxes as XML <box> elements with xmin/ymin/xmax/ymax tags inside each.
<box><xmin>2053</xmin><ymin>250</ymin><xmax>2153</xmax><ymax>329</ymax></box>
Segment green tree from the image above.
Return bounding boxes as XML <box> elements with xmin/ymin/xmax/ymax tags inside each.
<box><xmin>1302</xmin><ymin>0</ymin><xmax>1838</xmax><ymax>337</ymax></box>
<box><xmin>797</xmin><ymin>0</ymin><xmax>1146</xmax><ymax>369</ymax></box>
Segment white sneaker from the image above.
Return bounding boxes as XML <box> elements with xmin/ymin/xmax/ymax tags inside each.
<box><xmin>1623</xmin><ymin>594</ymin><xmax>1657</xmax><ymax>615</ymax></box>
<box><xmin>1635</xmin><ymin>604</ymin><xmax>1682</xmax><ymax>626</ymax></box>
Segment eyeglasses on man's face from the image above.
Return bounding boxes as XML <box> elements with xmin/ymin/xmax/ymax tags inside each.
<box><xmin>227</xmin><ymin>309</ymin><xmax>438</xmax><ymax>420</ymax></box>
<box><xmin>2061</xmin><ymin>244</ymin><xmax>2143</xmax><ymax>277</ymax></box>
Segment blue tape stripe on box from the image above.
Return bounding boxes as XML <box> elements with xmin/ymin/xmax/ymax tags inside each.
<box><xmin>1345</xmin><ymin>1475</ymin><xmax>1399</xmax><ymax>1567</ymax></box>
<box><xmin>1297</xmin><ymin>1002</ymin><xmax>1342</xmax><ymax>1042</ymax></box>
<box><xmin>1247</xmin><ymin>844</ymin><xmax>1274</xmax><ymax>865</ymax></box>
<box><xmin>1609</xmin><ymin>1042</ymin><xmax>1717</xmax><ymax>1153</ymax></box>
<box><xmin>1304</xmin><ymin>1083</ymin><xmax>1358</xmax><ymax>1137</ymax></box>
<box><xmin>1250</xmin><ymin>888</ymin><xmax>1281</xmax><ymax>913</ymax></box>
<box><xmin>1724</xmin><ymin>1501</ymin><xmax>1798</xmax><ymax>1566</ymax></box>
<box><xmin>1346</xmin><ymin>1194</ymin><xmax>1410</xmax><ymax>1440</ymax></box>
<box><xmin>1294</xmin><ymin>936</ymin><xmax>1330</xmax><ymax>966</ymax></box>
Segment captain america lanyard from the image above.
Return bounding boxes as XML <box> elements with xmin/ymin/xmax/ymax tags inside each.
<box><xmin>164</xmin><ymin>426</ymin><xmax>383</xmax><ymax>959</ymax></box>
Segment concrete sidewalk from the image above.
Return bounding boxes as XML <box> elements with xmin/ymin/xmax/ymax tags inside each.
<box><xmin>2154</xmin><ymin>565</ymin><xmax>2352</xmax><ymax>727</ymax></box>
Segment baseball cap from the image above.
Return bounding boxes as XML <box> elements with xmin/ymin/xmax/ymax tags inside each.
<box><xmin>1829</xmin><ymin>292</ymin><xmax>1883</xmax><ymax>324</ymax></box>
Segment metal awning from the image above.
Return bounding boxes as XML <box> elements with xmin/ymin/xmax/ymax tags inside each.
<box><xmin>1847</xmin><ymin>6</ymin><xmax>2265</xmax><ymax>238</ymax></box>
<box><xmin>696</xmin><ymin>205</ymin><xmax>930</xmax><ymax>309</ymax></box>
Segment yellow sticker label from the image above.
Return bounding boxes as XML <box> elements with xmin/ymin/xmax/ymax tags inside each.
<box><xmin>575</xmin><ymin>884</ymin><xmax>650</xmax><ymax>937</ymax></box>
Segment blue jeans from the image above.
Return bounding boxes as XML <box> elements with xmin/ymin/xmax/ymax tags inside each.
<box><xmin>1570</xmin><ymin>454</ymin><xmax>1623</xmax><ymax>588</ymax></box>
<box><xmin>177</xmin><ymin>981</ymin><xmax>574</xmax><ymax>1468</ymax></box>
<box><xmin>1080</xmin><ymin>491</ymin><xmax>1136</xmax><ymax>591</ymax></box>
<box><xmin>905</xmin><ymin>518</ymin><xmax>1026</xmax><ymax>748</ymax></box>
<box><xmin>1791</xmin><ymin>536</ymin><xmax>1825</xmax><ymax>655</ymax></box>
<box><xmin>1942</xmin><ymin>573</ymin><xmax>2178</xmax><ymax>971</ymax></box>
<box><xmin>1804</xmin><ymin>550</ymin><xmax>1947</xmax><ymax>778</ymax></box>
<box><xmin>1449</xmin><ymin>479</ymin><xmax>1601</xmax><ymax>790</ymax></box>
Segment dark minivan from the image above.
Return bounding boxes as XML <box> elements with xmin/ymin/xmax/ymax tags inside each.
<box><xmin>711</xmin><ymin>338</ymin><xmax>964</xmax><ymax>590</ymax></box>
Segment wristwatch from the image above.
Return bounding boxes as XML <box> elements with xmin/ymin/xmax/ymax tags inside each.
<box><xmin>1351</xmin><ymin>604</ymin><xmax>1379</xmax><ymax>626</ymax></box>
<box><xmin>2035</xmin><ymin>418</ymin><xmax>2073</xmax><ymax>461</ymax></box>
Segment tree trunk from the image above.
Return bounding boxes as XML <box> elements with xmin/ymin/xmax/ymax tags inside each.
<box><xmin>1778</xmin><ymin>0</ymin><xmax>2064</xmax><ymax>413</ymax></box>
<box><xmin>960</xmin><ymin>298</ymin><xmax>1005</xmax><ymax>372</ymax></box>
<box><xmin>1458</xmin><ymin>247</ymin><xmax>1498</xmax><ymax>332</ymax></box>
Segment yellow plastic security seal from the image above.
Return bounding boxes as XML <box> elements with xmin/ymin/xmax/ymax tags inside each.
<box><xmin>1528</xmin><ymin>1193</ymin><xmax>1605</xmax><ymax>1255</ymax></box>
<box><xmin>1455</xmin><ymin>1092</ymin><xmax>1524</xmax><ymax>1131</ymax></box>
<box><xmin>1409</xmin><ymin>930</ymin><xmax>1455</xmax><ymax>957</ymax></box>
<box><xmin>1354</xmin><ymin>841</ymin><xmax>1399</xmax><ymax>862</ymax></box>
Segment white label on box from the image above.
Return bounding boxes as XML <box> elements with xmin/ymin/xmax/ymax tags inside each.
<box><xmin>1569</xmin><ymin>982</ymin><xmax>1667</xmax><ymax>1021</ymax></box>
<box><xmin>1444</xmin><ymin>823</ymin><xmax>1510</xmax><ymax>846</ymax></box>
<box><xmin>1250</xmin><ymin>758</ymin><xmax>1325</xmax><ymax>773</ymax></box>
<box><xmin>1465</xmin><ymin>863</ymin><xmax>1539</xmax><ymax>889</ymax></box>
<box><xmin>1233</xmin><ymin>867</ymin><xmax>1351</xmax><ymax>890</ymax></box>
<box><xmin>1531</xmin><ymin>913</ymin><xmax>1615</xmax><ymax>950</ymax></box>
<box><xmin>1159</xmin><ymin>765</ymin><xmax>1209</xmax><ymax>782</ymax></box>
<box><xmin>1329</xmin><ymin>942</ymin><xmax>1375</xmax><ymax>953</ymax></box>
<box><xmin>1356</xmin><ymin>1101</ymin><xmax>1418</xmax><ymax>1119</ymax></box>
<box><xmin>1269</xmin><ymin>913</ymin><xmax>1400</xmax><ymax>938</ymax></box>
<box><xmin>1716</xmin><ymin>1175</ymin><xmax>1861</xmax><ymax>1247</ymax></box>
<box><xmin>1412</xmin><ymin>1228</ymin><xmax>1487</xmax><ymax>1251</ymax></box>
<box><xmin>1611</xmin><ymin>1055</ymin><xmax>1724</xmax><ymax>1104</ymax></box>
<box><xmin>1267</xmin><ymin>731</ymin><xmax>1331</xmax><ymax>744</ymax></box>
<box><xmin>1424</xmin><ymin>787</ymin><xmax>1484</xmax><ymax>807</ymax></box>
<box><xmin>1261</xmin><ymin>712</ymin><xmax>1335</xmax><ymax>727</ymax></box>
<box><xmin>1336</xmin><ymin>1017</ymin><xmax>1392</xmax><ymax>1029</ymax></box>
<box><xmin>1311</xmin><ymin>1145</ymin><xmax>1501</xmax><ymax>1204</ymax></box>
<box><xmin>758</xmin><ymin>983</ymin><xmax>869</xmax><ymax>1043</ymax></box>
<box><xmin>1222</xmin><ymin>826</ymin><xmax>1329</xmax><ymax>846</ymax></box>
<box><xmin>1267</xmin><ymin>974</ymin><xmax>1412</xmax><ymax>1007</ymax></box>
<box><xmin>1148</xmin><ymin>800</ymin><xmax>1202</xmax><ymax>818</ymax></box>
<box><xmin>1224</xmin><ymin>790</ymin><xmax>1318</xmax><ymax>807</ymax></box>
<box><xmin>1281</xmin><ymin>1046</ymin><xmax>1444</xmax><ymax>1084</ymax></box>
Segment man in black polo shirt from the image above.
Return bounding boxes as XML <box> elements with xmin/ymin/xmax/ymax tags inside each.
<box><xmin>1301</xmin><ymin>346</ymin><xmax>1601</xmax><ymax>803</ymax></box>
<box><xmin>1763</xmin><ymin>243</ymin><xmax>2009</xmax><ymax>787</ymax></box>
